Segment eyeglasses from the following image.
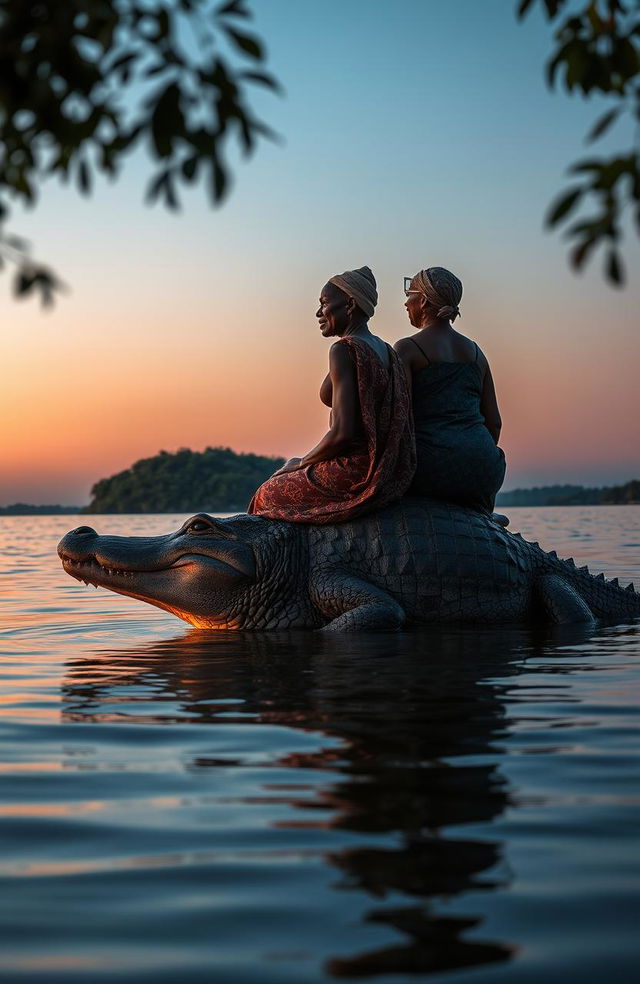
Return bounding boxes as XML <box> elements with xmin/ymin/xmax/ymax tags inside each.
<box><xmin>404</xmin><ymin>276</ymin><xmax>420</xmax><ymax>297</ymax></box>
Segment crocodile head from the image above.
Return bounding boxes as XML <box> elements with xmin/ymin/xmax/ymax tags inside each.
<box><xmin>57</xmin><ymin>513</ymin><xmax>269</xmax><ymax>628</ymax></box>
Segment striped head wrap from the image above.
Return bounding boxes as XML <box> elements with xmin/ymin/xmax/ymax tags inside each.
<box><xmin>328</xmin><ymin>265</ymin><xmax>378</xmax><ymax>319</ymax></box>
<box><xmin>412</xmin><ymin>267</ymin><xmax>463</xmax><ymax>322</ymax></box>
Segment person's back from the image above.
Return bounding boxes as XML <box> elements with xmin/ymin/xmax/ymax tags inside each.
<box><xmin>394</xmin><ymin>267</ymin><xmax>505</xmax><ymax>514</ymax></box>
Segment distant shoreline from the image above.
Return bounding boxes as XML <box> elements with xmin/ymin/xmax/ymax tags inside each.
<box><xmin>3</xmin><ymin>466</ymin><xmax>638</xmax><ymax>516</ymax></box>
<box><xmin>496</xmin><ymin>480</ymin><xmax>639</xmax><ymax>507</ymax></box>
<box><xmin>0</xmin><ymin>505</ymin><xmax>83</xmax><ymax>516</ymax></box>
<box><xmin>2</xmin><ymin>488</ymin><xmax>638</xmax><ymax>516</ymax></box>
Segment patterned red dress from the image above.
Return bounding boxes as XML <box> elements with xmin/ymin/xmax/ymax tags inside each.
<box><xmin>247</xmin><ymin>337</ymin><xmax>416</xmax><ymax>524</ymax></box>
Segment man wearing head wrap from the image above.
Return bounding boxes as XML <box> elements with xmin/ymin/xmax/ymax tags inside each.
<box><xmin>394</xmin><ymin>264</ymin><xmax>506</xmax><ymax>515</ymax></box>
<box><xmin>248</xmin><ymin>266</ymin><xmax>416</xmax><ymax>523</ymax></box>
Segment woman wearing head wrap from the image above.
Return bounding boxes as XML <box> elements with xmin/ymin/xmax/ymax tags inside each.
<box><xmin>394</xmin><ymin>266</ymin><xmax>505</xmax><ymax>514</ymax></box>
<box><xmin>248</xmin><ymin>266</ymin><xmax>415</xmax><ymax>523</ymax></box>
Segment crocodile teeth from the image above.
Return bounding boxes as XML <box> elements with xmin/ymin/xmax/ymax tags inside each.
<box><xmin>626</xmin><ymin>583</ymin><xmax>636</xmax><ymax>593</ymax></box>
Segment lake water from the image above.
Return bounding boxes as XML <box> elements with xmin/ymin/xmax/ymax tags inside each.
<box><xmin>1</xmin><ymin>507</ymin><xmax>639</xmax><ymax>983</ymax></box>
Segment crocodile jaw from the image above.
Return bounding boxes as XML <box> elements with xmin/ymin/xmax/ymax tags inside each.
<box><xmin>59</xmin><ymin>553</ymin><xmax>243</xmax><ymax>628</ymax></box>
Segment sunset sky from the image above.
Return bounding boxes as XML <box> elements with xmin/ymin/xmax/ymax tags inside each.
<box><xmin>2</xmin><ymin>0</ymin><xmax>639</xmax><ymax>506</ymax></box>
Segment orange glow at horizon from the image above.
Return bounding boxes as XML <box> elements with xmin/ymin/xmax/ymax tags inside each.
<box><xmin>2</xmin><ymin>244</ymin><xmax>639</xmax><ymax>504</ymax></box>
<box><xmin>3</xmin><ymin>294</ymin><xmax>640</xmax><ymax>504</ymax></box>
<box><xmin>0</xmin><ymin>280</ymin><xmax>639</xmax><ymax>504</ymax></box>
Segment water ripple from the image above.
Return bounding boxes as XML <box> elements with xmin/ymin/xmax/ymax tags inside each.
<box><xmin>1</xmin><ymin>509</ymin><xmax>639</xmax><ymax>982</ymax></box>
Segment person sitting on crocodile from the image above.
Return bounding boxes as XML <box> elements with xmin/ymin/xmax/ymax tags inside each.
<box><xmin>248</xmin><ymin>266</ymin><xmax>416</xmax><ymax>524</ymax></box>
<box><xmin>394</xmin><ymin>266</ymin><xmax>506</xmax><ymax>516</ymax></box>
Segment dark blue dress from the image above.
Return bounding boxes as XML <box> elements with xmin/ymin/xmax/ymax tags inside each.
<box><xmin>409</xmin><ymin>341</ymin><xmax>506</xmax><ymax>513</ymax></box>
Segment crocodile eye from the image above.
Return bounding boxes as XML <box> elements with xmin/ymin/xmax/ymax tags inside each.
<box><xmin>185</xmin><ymin>519</ymin><xmax>214</xmax><ymax>534</ymax></box>
<box><xmin>180</xmin><ymin>515</ymin><xmax>236</xmax><ymax>540</ymax></box>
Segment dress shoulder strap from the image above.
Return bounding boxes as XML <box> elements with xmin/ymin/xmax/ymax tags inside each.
<box><xmin>407</xmin><ymin>336</ymin><xmax>430</xmax><ymax>364</ymax></box>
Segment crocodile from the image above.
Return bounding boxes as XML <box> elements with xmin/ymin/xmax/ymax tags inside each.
<box><xmin>57</xmin><ymin>499</ymin><xmax>639</xmax><ymax>631</ymax></box>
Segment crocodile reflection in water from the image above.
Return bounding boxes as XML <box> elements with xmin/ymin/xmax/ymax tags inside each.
<box><xmin>59</xmin><ymin>624</ymin><xmax>594</xmax><ymax>978</ymax></box>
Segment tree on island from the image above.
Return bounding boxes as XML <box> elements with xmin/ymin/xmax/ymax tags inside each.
<box><xmin>84</xmin><ymin>452</ymin><xmax>639</xmax><ymax>512</ymax></box>
<box><xmin>84</xmin><ymin>446</ymin><xmax>285</xmax><ymax>513</ymax></box>
<box><xmin>601</xmin><ymin>478</ymin><xmax>640</xmax><ymax>503</ymax></box>
<box><xmin>0</xmin><ymin>0</ymin><xmax>638</xmax><ymax>303</ymax></box>
<box><xmin>496</xmin><ymin>478</ymin><xmax>639</xmax><ymax>506</ymax></box>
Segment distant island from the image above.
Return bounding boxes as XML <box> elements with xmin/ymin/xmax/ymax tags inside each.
<box><xmin>1</xmin><ymin>452</ymin><xmax>637</xmax><ymax>514</ymax></box>
<box><xmin>0</xmin><ymin>504</ymin><xmax>82</xmax><ymax>515</ymax></box>
<box><xmin>496</xmin><ymin>480</ymin><xmax>639</xmax><ymax>507</ymax></box>
<box><xmin>85</xmin><ymin>463</ymin><xmax>635</xmax><ymax>511</ymax></box>
<box><xmin>83</xmin><ymin>446</ymin><xmax>285</xmax><ymax>514</ymax></box>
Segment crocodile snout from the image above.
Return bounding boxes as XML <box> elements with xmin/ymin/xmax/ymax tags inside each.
<box><xmin>57</xmin><ymin>526</ymin><xmax>97</xmax><ymax>563</ymax></box>
<box><xmin>69</xmin><ymin>526</ymin><xmax>97</xmax><ymax>537</ymax></box>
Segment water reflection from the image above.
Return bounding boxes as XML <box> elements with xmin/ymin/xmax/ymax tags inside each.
<box><xmin>60</xmin><ymin>625</ymin><xmax>595</xmax><ymax>979</ymax></box>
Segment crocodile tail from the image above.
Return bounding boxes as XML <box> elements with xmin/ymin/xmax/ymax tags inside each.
<box><xmin>545</xmin><ymin>552</ymin><xmax>640</xmax><ymax>621</ymax></box>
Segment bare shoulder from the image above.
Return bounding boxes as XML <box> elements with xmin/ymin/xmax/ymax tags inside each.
<box><xmin>393</xmin><ymin>336</ymin><xmax>414</xmax><ymax>354</ymax></box>
<box><xmin>393</xmin><ymin>336</ymin><xmax>418</xmax><ymax>365</ymax></box>
<box><xmin>329</xmin><ymin>340</ymin><xmax>356</xmax><ymax>372</ymax></box>
<box><xmin>455</xmin><ymin>329</ymin><xmax>488</xmax><ymax>371</ymax></box>
<box><xmin>474</xmin><ymin>343</ymin><xmax>490</xmax><ymax>374</ymax></box>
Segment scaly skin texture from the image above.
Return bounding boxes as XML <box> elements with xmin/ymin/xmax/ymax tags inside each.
<box><xmin>57</xmin><ymin>499</ymin><xmax>640</xmax><ymax>631</ymax></box>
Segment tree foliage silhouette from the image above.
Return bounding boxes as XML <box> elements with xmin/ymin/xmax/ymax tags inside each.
<box><xmin>84</xmin><ymin>446</ymin><xmax>284</xmax><ymax>513</ymax></box>
<box><xmin>0</xmin><ymin>0</ymin><xmax>279</xmax><ymax>304</ymax></box>
<box><xmin>519</xmin><ymin>0</ymin><xmax>640</xmax><ymax>285</ymax></box>
<box><xmin>2</xmin><ymin>2</ymin><xmax>637</xmax><ymax>303</ymax></box>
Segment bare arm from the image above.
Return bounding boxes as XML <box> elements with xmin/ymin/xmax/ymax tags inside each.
<box><xmin>392</xmin><ymin>338</ymin><xmax>415</xmax><ymax>396</ymax></box>
<box><xmin>279</xmin><ymin>342</ymin><xmax>361</xmax><ymax>473</ymax></box>
<box><xmin>479</xmin><ymin>362</ymin><xmax>502</xmax><ymax>444</ymax></box>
